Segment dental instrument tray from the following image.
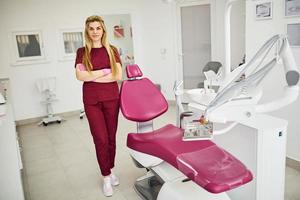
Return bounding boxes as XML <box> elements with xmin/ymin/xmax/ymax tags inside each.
<box><xmin>183</xmin><ymin>120</ymin><xmax>213</xmax><ymax>141</ymax></box>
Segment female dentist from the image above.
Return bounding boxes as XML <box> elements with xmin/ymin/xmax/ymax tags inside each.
<box><xmin>74</xmin><ymin>15</ymin><xmax>122</xmax><ymax>197</ymax></box>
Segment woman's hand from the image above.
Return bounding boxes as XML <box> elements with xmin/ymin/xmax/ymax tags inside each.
<box><xmin>75</xmin><ymin>64</ymin><xmax>109</xmax><ymax>82</ymax></box>
<box><xmin>93</xmin><ymin>63</ymin><xmax>122</xmax><ymax>83</ymax></box>
<box><xmin>93</xmin><ymin>73</ymin><xmax>115</xmax><ymax>83</ymax></box>
<box><xmin>101</xmin><ymin>68</ymin><xmax>112</xmax><ymax>75</ymax></box>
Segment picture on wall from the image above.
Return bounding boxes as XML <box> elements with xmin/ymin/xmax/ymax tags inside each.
<box><xmin>14</xmin><ymin>32</ymin><xmax>43</xmax><ymax>59</ymax></box>
<box><xmin>287</xmin><ymin>23</ymin><xmax>300</xmax><ymax>47</ymax></box>
<box><xmin>285</xmin><ymin>0</ymin><xmax>300</xmax><ymax>17</ymax></box>
<box><xmin>255</xmin><ymin>2</ymin><xmax>273</xmax><ymax>20</ymax></box>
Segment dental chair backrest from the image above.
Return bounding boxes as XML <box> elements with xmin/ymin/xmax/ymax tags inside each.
<box><xmin>120</xmin><ymin>64</ymin><xmax>168</xmax><ymax>122</ymax></box>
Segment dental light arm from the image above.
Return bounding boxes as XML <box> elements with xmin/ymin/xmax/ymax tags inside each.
<box><xmin>204</xmin><ymin>35</ymin><xmax>299</xmax><ymax>123</ymax></box>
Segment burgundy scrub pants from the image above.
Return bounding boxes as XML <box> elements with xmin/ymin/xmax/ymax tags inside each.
<box><xmin>84</xmin><ymin>99</ymin><xmax>119</xmax><ymax>176</ymax></box>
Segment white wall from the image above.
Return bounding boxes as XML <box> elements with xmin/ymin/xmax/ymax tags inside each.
<box><xmin>245</xmin><ymin>1</ymin><xmax>300</xmax><ymax>161</ymax></box>
<box><xmin>0</xmin><ymin>0</ymin><xmax>178</xmax><ymax>120</ymax></box>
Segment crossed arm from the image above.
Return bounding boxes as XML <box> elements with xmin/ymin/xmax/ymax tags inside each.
<box><xmin>75</xmin><ymin>63</ymin><xmax>122</xmax><ymax>83</ymax></box>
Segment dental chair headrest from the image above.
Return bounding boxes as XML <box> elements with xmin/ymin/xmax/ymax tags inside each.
<box><xmin>126</xmin><ymin>64</ymin><xmax>143</xmax><ymax>79</ymax></box>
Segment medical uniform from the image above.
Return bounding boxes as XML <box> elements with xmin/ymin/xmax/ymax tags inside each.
<box><xmin>75</xmin><ymin>46</ymin><xmax>121</xmax><ymax>176</ymax></box>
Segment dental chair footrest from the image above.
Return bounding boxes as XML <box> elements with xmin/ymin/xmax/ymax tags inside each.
<box><xmin>127</xmin><ymin>124</ymin><xmax>253</xmax><ymax>194</ymax></box>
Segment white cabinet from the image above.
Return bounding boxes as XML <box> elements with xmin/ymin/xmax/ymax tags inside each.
<box><xmin>0</xmin><ymin>104</ymin><xmax>24</xmax><ymax>200</ymax></box>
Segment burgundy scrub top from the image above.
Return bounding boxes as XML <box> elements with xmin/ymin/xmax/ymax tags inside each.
<box><xmin>75</xmin><ymin>46</ymin><xmax>121</xmax><ymax>104</ymax></box>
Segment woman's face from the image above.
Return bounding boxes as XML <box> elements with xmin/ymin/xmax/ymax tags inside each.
<box><xmin>87</xmin><ymin>21</ymin><xmax>103</xmax><ymax>43</ymax></box>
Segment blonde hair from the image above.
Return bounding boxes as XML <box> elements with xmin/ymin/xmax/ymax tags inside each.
<box><xmin>83</xmin><ymin>15</ymin><xmax>119</xmax><ymax>78</ymax></box>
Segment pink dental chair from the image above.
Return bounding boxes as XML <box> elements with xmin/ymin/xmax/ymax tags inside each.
<box><xmin>120</xmin><ymin>64</ymin><xmax>253</xmax><ymax>200</ymax></box>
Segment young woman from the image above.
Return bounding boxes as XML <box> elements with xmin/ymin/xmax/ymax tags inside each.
<box><xmin>74</xmin><ymin>15</ymin><xmax>122</xmax><ymax>197</ymax></box>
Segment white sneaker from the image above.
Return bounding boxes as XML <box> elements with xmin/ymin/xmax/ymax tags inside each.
<box><xmin>102</xmin><ymin>177</ymin><xmax>113</xmax><ymax>197</ymax></box>
<box><xmin>110</xmin><ymin>174</ymin><xmax>120</xmax><ymax>186</ymax></box>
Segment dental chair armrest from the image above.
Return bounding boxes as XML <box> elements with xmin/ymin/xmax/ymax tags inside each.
<box><xmin>180</xmin><ymin>111</ymin><xmax>194</xmax><ymax>128</ymax></box>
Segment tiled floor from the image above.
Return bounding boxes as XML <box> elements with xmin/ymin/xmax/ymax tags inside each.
<box><xmin>18</xmin><ymin>105</ymin><xmax>300</xmax><ymax>200</ymax></box>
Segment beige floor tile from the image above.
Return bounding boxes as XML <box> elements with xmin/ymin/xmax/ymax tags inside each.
<box><xmin>30</xmin><ymin>185</ymin><xmax>78</xmax><ymax>200</ymax></box>
<box><xmin>27</xmin><ymin>169</ymin><xmax>75</xmax><ymax>200</ymax></box>
<box><xmin>67</xmin><ymin>117</ymin><xmax>91</xmax><ymax>134</ymax></box>
<box><xmin>41</xmin><ymin>122</ymin><xmax>73</xmax><ymax>134</ymax></box>
<box><xmin>46</xmin><ymin>129</ymin><xmax>80</xmax><ymax>145</ymax></box>
<box><xmin>53</xmin><ymin>139</ymin><xmax>88</xmax><ymax>155</ymax></box>
<box><xmin>74</xmin><ymin>130</ymin><xmax>94</xmax><ymax>144</ymax></box>
<box><xmin>65</xmin><ymin>165</ymin><xmax>101</xmax><ymax>198</ymax></box>
<box><xmin>77</xmin><ymin>187</ymin><xmax>127</xmax><ymax>200</ymax></box>
<box><xmin>119</xmin><ymin>187</ymin><xmax>142</xmax><ymax>200</ymax></box>
<box><xmin>108</xmin><ymin>188</ymin><xmax>128</xmax><ymax>200</ymax></box>
<box><xmin>20</xmin><ymin>133</ymin><xmax>52</xmax><ymax>150</ymax></box>
<box><xmin>22</xmin><ymin>145</ymin><xmax>56</xmax><ymax>163</ymax></box>
<box><xmin>56</xmin><ymin>147</ymin><xmax>93</xmax><ymax>169</ymax></box>
<box><xmin>285</xmin><ymin>167</ymin><xmax>300</xmax><ymax>200</ymax></box>
<box><xmin>21</xmin><ymin>170</ymin><xmax>32</xmax><ymax>200</ymax></box>
<box><xmin>64</xmin><ymin>159</ymin><xmax>99</xmax><ymax>181</ymax></box>
<box><xmin>82</xmin><ymin>139</ymin><xmax>98</xmax><ymax>154</ymax></box>
<box><xmin>24</xmin><ymin>157</ymin><xmax>62</xmax><ymax>176</ymax></box>
<box><xmin>17</xmin><ymin>124</ymin><xmax>47</xmax><ymax>135</ymax></box>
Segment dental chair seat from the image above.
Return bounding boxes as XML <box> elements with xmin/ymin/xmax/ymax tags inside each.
<box><xmin>127</xmin><ymin>124</ymin><xmax>252</xmax><ymax>193</ymax></box>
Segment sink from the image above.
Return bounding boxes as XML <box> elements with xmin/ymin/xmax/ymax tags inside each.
<box><xmin>186</xmin><ymin>88</ymin><xmax>216</xmax><ymax>106</ymax></box>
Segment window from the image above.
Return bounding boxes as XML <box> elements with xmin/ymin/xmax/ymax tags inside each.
<box><xmin>63</xmin><ymin>31</ymin><xmax>83</xmax><ymax>55</ymax></box>
<box><xmin>59</xmin><ymin>29</ymin><xmax>83</xmax><ymax>60</ymax></box>
<box><xmin>12</xmin><ymin>30</ymin><xmax>45</xmax><ymax>62</ymax></box>
<box><xmin>287</xmin><ymin>23</ymin><xmax>300</xmax><ymax>47</ymax></box>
